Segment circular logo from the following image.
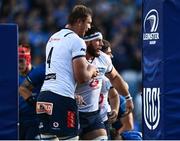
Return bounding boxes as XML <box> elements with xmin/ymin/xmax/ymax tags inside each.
<box><xmin>144</xmin><ymin>9</ymin><xmax>159</xmax><ymax>33</ymax></box>
<box><xmin>53</xmin><ymin>122</ymin><xmax>59</xmax><ymax>128</ymax></box>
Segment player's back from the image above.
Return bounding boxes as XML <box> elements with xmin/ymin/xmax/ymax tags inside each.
<box><xmin>41</xmin><ymin>29</ymin><xmax>86</xmax><ymax>99</ymax></box>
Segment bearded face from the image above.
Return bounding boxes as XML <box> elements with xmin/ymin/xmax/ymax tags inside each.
<box><xmin>86</xmin><ymin>39</ymin><xmax>103</xmax><ymax>57</ymax></box>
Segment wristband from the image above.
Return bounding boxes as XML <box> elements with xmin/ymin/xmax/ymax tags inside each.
<box><xmin>125</xmin><ymin>95</ymin><xmax>132</xmax><ymax>100</ymax></box>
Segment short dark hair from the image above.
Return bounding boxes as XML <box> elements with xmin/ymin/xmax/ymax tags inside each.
<box><xmin>68</xmin><ymin>5</ymin><xmax>92</xmax><ymax>25</ymax></box>
<box><xmin>101</xmin><ymin>39</ymin><xmax>111</xmax><ymax>52</ymax></box>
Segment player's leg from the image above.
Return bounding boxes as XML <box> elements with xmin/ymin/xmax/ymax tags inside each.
<box><xmin>19</xmin><ymin>118</ymin><xmax>40</xmax><ymax>140</ymax></box>
<box><xmin>82</xmin><ymin>129</ymin><xmax>108</xmax><ymax>140</ymax></box>
<box><xmin>79</xmin><ymin>111</ymin><xmax>108</xmax><ymax>140</ymax></box>
<box><xmin>25</xmin><ymin>120</ymin><xmax>41</xmax><ymax>140</ymax></box>
<box><xmin>39</xmin><ymin>134</ymin><xmax>59</xmax><ymax>140</ymax></box>
<box><xmin>104</xmin><ymin>120</ymin><xmax>111</xmax><ymax>140</ymax></box>
<box><xmin>58</xmin><ymin>136</ymin><xmax>79</xmax><ymax>140</ymax></box>
<box><xmin>19</xmin><ymin>122</ymin><xmax>25</xmax><ymax>140</ymax></box>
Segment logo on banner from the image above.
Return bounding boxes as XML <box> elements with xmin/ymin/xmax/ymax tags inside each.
<box><xmin>143</xmin><ymin>88</ymin><xmax>160</xmax><ymax>130</ymax></box>
<box><xmin>143</xmin><ymin>9</ymin><xmax>159</xmax><ymax>45</ymax></box>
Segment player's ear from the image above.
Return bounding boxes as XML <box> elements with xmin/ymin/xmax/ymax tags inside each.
<box><xmin>76</xmin><ymin>19</ymin><xmax>82</xmax><ymax>26</ymax></box>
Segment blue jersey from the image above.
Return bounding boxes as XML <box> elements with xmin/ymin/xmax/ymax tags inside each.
<box><xmin>26</xmin><ymin>63</ymin><xmax>45</xmax><ymax>93</ymax></box>
<box><xmin>19</xmin><ymin>63</ymin><xmax>45</xmax><ymax>122</ymax></box>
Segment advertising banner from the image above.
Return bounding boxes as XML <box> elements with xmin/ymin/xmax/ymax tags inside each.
<box><xmin>143</xmin><ymin>0</ymin><xmax>180</xmax><ymax>139</ymax></box>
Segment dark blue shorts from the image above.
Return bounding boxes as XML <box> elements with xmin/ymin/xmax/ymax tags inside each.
<box><xmin>79</xmin><ymin>110</ymin><xmax>105</xmax><ymax>137</ymax></box>
<box><xmin>36</xmin><ymin>91</ymin><xmax>78</xmax><ymax>137</ymax></box>
<box><xmin>19</xmin><ymin>119</ymin><xmax>40</xmax><ymax>140</ymax></box>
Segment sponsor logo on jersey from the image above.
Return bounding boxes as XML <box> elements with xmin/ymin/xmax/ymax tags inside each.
<box><xmin>67</xmin><ymin>111</ymin><xmax>76</xmax><ymax>128</ymax></box>
<box><xmin>80</xmin><ymin>48</ymin><xmax>86</xmax><ymax>52</ymax></box>
<box><xmin>39</xmin><ymin>122</ymin><xmax>44</xmax><ymax>129</ymax></box>
<box><xmin>89</xmin><ymin>79</ymin><xmax>100</xmax><ymax>88</ymax></box>
<box><xmin>49</xmin><ymin>38</ymin><xmax>61</xmax><ymax>42</ymax></box>
<box><xmin>36</xmin><ymin>102</ymin><xmax>53</xmax><ymax>115</ymax></box>
<box><xmin>53</xmin><ymin>122</ymin><xmax>59</xmax><ymax>128</ymax></box>
<box><xmin>45</xmin><ymin>73</ymin><xmax>56</xmax><ymax>80</ymax></box>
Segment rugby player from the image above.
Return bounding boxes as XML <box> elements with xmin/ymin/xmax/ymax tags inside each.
<box><xmin>36</xmin><ymin>5</ymin><xmax>98</xmax><ymax>140</ymax></box>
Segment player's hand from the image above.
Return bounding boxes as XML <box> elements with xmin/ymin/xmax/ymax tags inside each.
<box><xmin>108</xmin><ymin>109</ymin><xmax>118</xmax><ymax>124</ymax></box>
<box><xmin>87</xmin><ymin>64</ymin><xmax>99</xmax><ymax>78</ymax></box>
<box><xmin>92</xmin><ymin>68</ymin><xmax>99</xmax><ymax>78</ymax></box>
<box><xmin>26</xmin><ymin>95</ymin><xmax>36</xmax><ymax>108</ymax></box>
<box><xmin>75</xmin><ymin>95</ymin><xmax>86</xmax><ymax>105</ymax></box>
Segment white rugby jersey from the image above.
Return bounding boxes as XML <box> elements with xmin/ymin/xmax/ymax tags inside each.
<box><xmin>41</xmin><ymin>29</ymin><xmax>86</xmax><ymax>99</ymax></box>
<box><xmin>99</xmin><ymin>76</ymin><xmax>112</xmax><ymax>122</ymax></box>
<box><xmin>76</xmin><ymin>51</ymin><xmax>113</xmax><ymax>112</ymax></box>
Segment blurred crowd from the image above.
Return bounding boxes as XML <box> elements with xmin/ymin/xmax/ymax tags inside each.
<box><xmin>0</xmin><ymin>0</ymin><xmax>142</xmax><ymax>131</ymax></box>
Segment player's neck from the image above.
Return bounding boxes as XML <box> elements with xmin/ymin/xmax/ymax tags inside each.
<box><xmin>67</xmin><ymin>24</ymin><xmax>82</xmax><ymax>37</ymax></box>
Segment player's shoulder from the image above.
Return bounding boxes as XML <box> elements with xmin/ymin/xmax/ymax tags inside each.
<box><xmin>60</xmin><ymin>28</ymin><xmax>79</xmax><ymax>39</ymax></box>
<box><xmin>68</xmin><ymin>31</ymin><xmax>84</xmax><ymax>44</ymax></box>
<box><xmin>70</xmin><ymin>34</ymin><xmax>86</xmax><ymax>48</ymax></box>
<box><xmin>49</xmin><ymin>29</ymin><xmax>85</xmax><ymax>48</ymax></box>
<box><xmin>50</xmin><ymin>29</ymin><xmax>75</xmax><ymax>38</ymax></box>
<box><xmin>62</xmin><ymin>29</ymin><xmax>85</xmax><ymax>44</ymax></box>
<box><xmin>99</xmin><ymin>51</ymin><xmax>109</xmax><ymax>59</ymax></box>
<box><xmin>99</xmin><ymin>51</ymin><xmax>112</xmax><ymax>63</ymax></box>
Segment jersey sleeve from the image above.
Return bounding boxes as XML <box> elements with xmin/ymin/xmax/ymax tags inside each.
<box><xmin>71</xmin><ymin>37</ymin><xmax>86</xmax><ymax>60</ymax></box>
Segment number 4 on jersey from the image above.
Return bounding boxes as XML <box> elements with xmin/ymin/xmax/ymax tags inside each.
<box><xmin>47</xmin><ymin>47</ymin><xmax>54</xmax><ymax>68</ymax></box>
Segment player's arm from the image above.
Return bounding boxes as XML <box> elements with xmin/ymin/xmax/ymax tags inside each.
<box><xmin>117</xmin><ymin>112</ymin><xmax>134</xmax><ymax>134</ymax></box>
<box><xmin>19</xmin><ymin>79</ymin><xmax>36</xmax><ymax>107</ymax></box>
<box><xmin>72</xmin><ymin>37</ymin><xmax>98</xmax><ymax>83</ymax></box>
<box><xmin>19</xmin><ymin>79</ymin><xmax>34</xmax><ymax>100</ymax></box>
<box><xmin>106</xmin><ymin>67</ymin><xmax>134</xmax><ymax>112</ymax></box>
<box><xmin>73</xmin><ymin>57</ymin><xmax>98</xmax><ymax>83</ymax></box>
<box><xmin>75</xmin><ymin>94</ymin><xmax>86</xmax><ymax>105</ymax></box>
<box><xmin>108</xmin><ymin>87</ymin><xmax>119</xmax><ymax>123</ymax></box>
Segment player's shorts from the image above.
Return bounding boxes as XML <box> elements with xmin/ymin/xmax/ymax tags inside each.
<box><xmin>19</xmin><ymin>119</ymin><xmax>40</xmax><ymax>140</ymax></box>
<box><xmin>36</xmin><ymin>91</ymin><xmax>78</xmax><ymax>137</ymax></box>
<box><xmin>79</xmin><ymin>110</ymin><xmax>105</xmax><ymax>136</ymax></box>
